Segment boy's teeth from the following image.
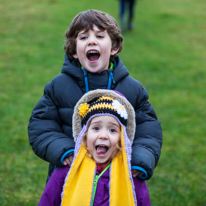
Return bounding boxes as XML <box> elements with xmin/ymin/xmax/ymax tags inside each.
<box><xmin>88</xmin><ymin>51</ymin><xmax>98</xmax><ymax>54</ymax></box>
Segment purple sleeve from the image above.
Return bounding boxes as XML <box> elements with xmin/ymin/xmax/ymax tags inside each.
<box><xmin>133</xmin><ymin>177</ymin><xmax>151</xmax><ymax>206</ymax></box>
<box><xmin>38</xmin><ymin>166</ymin><xmax>70</xmax><ymax>206</ymax></box>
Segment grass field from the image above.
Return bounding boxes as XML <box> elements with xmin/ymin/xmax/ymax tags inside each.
<box><xmin>0</xmin><ymin>0</ymin><xmax>206</xmax><ymax>205</ymax></box>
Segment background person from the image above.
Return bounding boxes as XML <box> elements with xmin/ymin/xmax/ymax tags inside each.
<box><xmin>119</xmin><ymin>0</ymin><xmax>136</xmax><ymax>32</ymax></box>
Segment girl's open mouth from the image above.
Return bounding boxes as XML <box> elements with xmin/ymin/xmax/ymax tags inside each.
<box><xmin>95</xmin><ymin>145</ymin><xmax>109</xmax><ymax>156</ymax></box>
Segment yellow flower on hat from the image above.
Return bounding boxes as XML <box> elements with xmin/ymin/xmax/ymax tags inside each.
<box><xmin>112</xmin><ymin>100</ymin><xmax>128</xmax><ymax>120</ymax></box>
<box><xmin>78</xmin><ymin>103</ymin><xmax>89</xmax><ymax>117</ymax></box>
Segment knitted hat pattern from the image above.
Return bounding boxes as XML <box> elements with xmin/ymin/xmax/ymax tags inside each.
<box><xmin>78</xmin><ymin>95</ymin><xmax>128</xmax><ymax>127</ymax></box>
<box><xmin>73</xmin><ymin>89</ymin><xmax>136</xmax><ymax>143</ymax></box>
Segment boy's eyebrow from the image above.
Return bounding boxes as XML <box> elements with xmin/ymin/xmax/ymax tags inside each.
<box><xmin>78</xmin><ymin>30</ymin><xmax>87</xmax><ymax>35</ymax></box>
<box><xmin>93</xmin><ymin>28</ymin><xmax>106</xmax><ymax>33</ymax></box>
<box><xmin>78</xmin><ymin>28</ymin><xmax>105</xmax><ymax>36</ymax></box>
<box><xmin>96</xmin><ymin>30</ymin><xmax>106</xmax><ymax>34</ymax></box>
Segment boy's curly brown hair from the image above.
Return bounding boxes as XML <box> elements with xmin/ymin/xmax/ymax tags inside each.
<box><xmin>64</xmin><ymin>10</ymin><xmax>123</xmax><ymax>63</ymax></box>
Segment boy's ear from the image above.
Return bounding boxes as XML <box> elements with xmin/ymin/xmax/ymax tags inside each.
<box><xmin>111</xmin><ymin>48</ymin><xmax>119</xmax><ymax>56</ymax></box>
<box><xmin>73</xmin><ymin>54</ymin><xmax>78</xmax><ymax>59</ymax></box>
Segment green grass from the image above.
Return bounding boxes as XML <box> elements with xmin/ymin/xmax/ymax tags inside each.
<box><xmin>0</xmin><ymin>0</ymin><xmax>206</xmax><ymax>205</ymax></box>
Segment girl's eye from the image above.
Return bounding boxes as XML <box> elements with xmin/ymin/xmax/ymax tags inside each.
<box><xmin>110</xmin><ymin>129</ymin><xmax>116</xmax><ymax>133</ymax></box>
<box><xmin>93</xmin><ymin>127</ymin><xmax>100</xmax><ymax>131</ymax></box>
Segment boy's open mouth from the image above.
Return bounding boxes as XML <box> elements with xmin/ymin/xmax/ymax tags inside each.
<box><xmin>95</xmin><ymin>145</ymin><xmax>109</xmax><ymax>156</ymax></box>
<box><xmin>86</xmin><ymin>50</ymin><xmax>100</xmax><ymax>62</ymax></box>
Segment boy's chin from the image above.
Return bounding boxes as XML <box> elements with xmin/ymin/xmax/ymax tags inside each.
<box><xmin>84</xmin><ymin>67</ymin><xmax>108</xmax><ymax>73</ymax></box>
<box><xmin>82</xmin><ymin>62</ymin><xmax>109</xmax><ymax>73</ymax></box>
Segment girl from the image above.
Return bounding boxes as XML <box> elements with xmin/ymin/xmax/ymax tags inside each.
<box><xmin>38</xmin><ymin>89</ymin><xmax>151</xmax><ymax>206</ymax></box>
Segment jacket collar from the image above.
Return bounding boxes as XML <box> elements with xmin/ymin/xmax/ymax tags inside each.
<box><xmin>61</xmin><ymin>54</ymin><xmax>129</xmax><ymax>91</ymax></box>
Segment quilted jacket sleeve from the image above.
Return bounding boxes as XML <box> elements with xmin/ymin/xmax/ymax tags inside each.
<box><xmin>131</xmin><ymin>86</ymin><xmax>162</xmax><ymax>180</ymax></box>
<box><xmin>28</xmin><ymin>82</ymin><xmax>75</xmax><ymax>166</ymax></box>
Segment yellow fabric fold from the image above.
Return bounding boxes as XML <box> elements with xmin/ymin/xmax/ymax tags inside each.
<box><xmin>61</xmin><ymin>144</ymin><xmax>96</xmax><ymax>206</ymax></box>
<box><xmin>110</xmin><ymin>126</ymin><xmax>135</xmax><ymax>206</ymax></box>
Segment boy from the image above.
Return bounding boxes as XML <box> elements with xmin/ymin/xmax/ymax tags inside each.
<box><xmin>38</xmin><ymin>89</ymin><xmax>151</xmax><ymax>206</ymax></box>
<box><xmin>28</xmin><ymin>9</ymin><xmax>162</xmax><ymax>182</ymax></box>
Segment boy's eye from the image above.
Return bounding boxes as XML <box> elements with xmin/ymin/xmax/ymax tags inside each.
<box><xmin>97</xmin><ymin>35</ymin><xmax>104</xmax><ymax>39</ymax></box>
<box><xmin>80</xmin><ymin>36</ymin><xmax>88</xmax><ymax>40</ymax></box>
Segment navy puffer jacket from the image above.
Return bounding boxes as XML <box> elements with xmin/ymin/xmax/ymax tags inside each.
<box><xmin>28</xmin><ymin>54</ymin><xmax>162</xmax><ymax>180</ymax></box>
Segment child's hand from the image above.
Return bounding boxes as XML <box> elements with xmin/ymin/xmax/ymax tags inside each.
<box><xmin>131</xmin><ymin>169</ymin><xmax>143</xmax><ymax>178</ymax></box>
<box><xmin>63</xmin><ymin>154</ymin><xmax>74</xmax><ymax>166</ymax></box>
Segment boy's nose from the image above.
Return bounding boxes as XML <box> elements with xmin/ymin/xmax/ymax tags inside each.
<box><xmin>88</xmin><ymin>36</ymin><xmax>97</xmax><ymax>46</ymax></box>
